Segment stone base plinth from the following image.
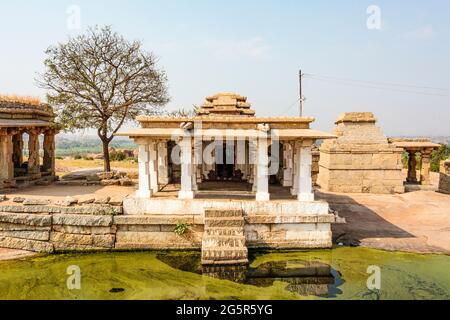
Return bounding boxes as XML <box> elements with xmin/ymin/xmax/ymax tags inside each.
<box><xmin>438</xmin><ymin>172</ymin><xmax>450</xmax><ymax>195</ymax></box>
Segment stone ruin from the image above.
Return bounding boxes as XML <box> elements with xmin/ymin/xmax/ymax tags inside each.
<box><xmin>317</xmin><ymin>112</ymin><xmax>405</xmax><ymax>194</ymax></box>
<box><xmin>439</xmin><ymin>157</ymin><xmax>450</xmax><ymax>195</ymax></box>
<box><xmin>0</xmin><ymin>98</ymin><xmax>57</xmax><ymax>190</ymax></box>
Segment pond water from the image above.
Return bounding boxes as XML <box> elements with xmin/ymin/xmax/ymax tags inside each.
<box><xmin>0</xmin><ymin>247</ymin><xmax>448</xmax><ymax>300</ymax></box>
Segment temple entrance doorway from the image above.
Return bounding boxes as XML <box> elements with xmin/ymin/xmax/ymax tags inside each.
<box><xmin>216</xmin><ymin>143</ymin><xmax>235</xmax><ymax>180</ymax></box>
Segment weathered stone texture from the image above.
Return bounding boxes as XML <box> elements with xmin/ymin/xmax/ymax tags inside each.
<box><xmin>0</xmin><ymin>236</ymin><xmax>53</xmax><ymax>253</ymax></box>
<box><xmin>317</xmin><ymin>112</ymin><xmax>404</xmax><ymax>194</ymax></box>
<box><xmin>439</xmin><ymin>158</ymin><xmax>450</xmax><ymax>195</ymax></box>
<box><xmin>52</xmin><ymin>214</ymin><xmax>113</xmax><ymax>227</ymax></box>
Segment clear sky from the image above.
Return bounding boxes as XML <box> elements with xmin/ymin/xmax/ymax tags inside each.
<box><xmin>1</xmin><ymin>0</ymin><xmax>449</xmax><ymax>136</ymax></box>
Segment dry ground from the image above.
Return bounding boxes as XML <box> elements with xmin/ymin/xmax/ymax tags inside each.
<box><xmin>55</xmin><ymin>158</ymin><xmax>138</xmax><ymax>177</ymax></box>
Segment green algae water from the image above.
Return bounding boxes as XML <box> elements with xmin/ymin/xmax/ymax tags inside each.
<box><xmin>0</xmin><ymin>247</ymin><xmax>448</xmax><ymax>300</ymax></box>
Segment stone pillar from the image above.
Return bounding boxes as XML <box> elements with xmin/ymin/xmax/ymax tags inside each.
<box><xmin>420</xmin><ymin>150</ymin><xmax>432</xmax><ymax>186</ymax></box>
<box><xmin>193</xmin><ymin>139</ymin><xmax>203</xmax><ymax>187</ymax></box>
<box><xmin>136</xmin><ymin>142</ymin><xmax>152</xmax><ymax>198</ymax></box>
<box><xmin>248</xmin><ymin>139</ymin><xmax>257</xmax><ymax>189</ymax></box>
<box><xmin>179</xmin><ymin>136</ymin><xmax>194</xmax><ymax>199</ymax></box>
<box><xmin>157</xmin><ymin>140</ymin><xmax>169</xmax><ymax>186</ymax></box>
<box><xmin>297</xmin><ymin>142</ymin><xmax>314</xmax><ymax>202</ymax></box>
<box><xmin>148</xmin><ymin>141</ymin><xmax>159</xmax><ymax>194</ymax></box>
<box><xmin>282</xmin><ymin>141</ymin><xmax>293</xmax><ymax>187</ymax></box>
<box><xmin>43</xmin><ymin>130</ymin><xmax>56</xmax><ymax>175</ymax></box>
<box><xmin>0</xmin><ymin>130</ymin><xmax>14</xmax><ymax>188</ymax></box>
<box><xmin>406</xmin><ymin>151</ymin><xmax>418</xmax><ymax>183</ymax></box>
<box><xmin>291</xmin><ymin>141</ymin><xmax>300</xmax><ymax>195</ymax></box>
<box><xmin>255</xmin><ymin>136</ymin><xmax>270</xmax><ymax>201</ymax></box>
<box><xmin>12</xmin><ymin>133</ymin><xmax>24</xmax><ymax>169</ymax></box>
<box><xmin>27</xmin><ymin>129</ymin><xmax>41</xmax><ymax>179</ymax></box>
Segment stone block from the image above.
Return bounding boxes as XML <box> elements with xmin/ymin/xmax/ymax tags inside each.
<box><xmin>108</xmin><ymin>196</ymin><xmax>124</xmax><ymax>206</ymax></box>
<box><xmin>12</xmin><ymin>197</ymin><xmax>25</xmax><ymax>203</ymax></box>
<box><xmin>0</xmin><ymin>230</ymin><xmax>50</xmax><ymax>241</ymax></box>
<box><xmin>0</xmin><ymin>236</ymin><xmax>54</xmax><ymax>253</ymax></box>
<box><xmin>23</xmin><ymin>198</ymin><xmax>50</xmax><ymax>206</ymax></box>
<box><xmin>76</xmin><ymin>195</ymin><xmax>95</xmax><ymax>205</ymax></box>
<box><xmin>94</xmin><ymin>196</ymin><xmax>111</xmax><ymax>204</ymax></box>
<box><xmin>0</xmin><ymin>213</ymin><xmax>52</xmax><ymax>227</ymax></box>
<box><xmin>52</xmin><ymin>225</ymin><xmax>115</xmax><ymax>235</ymax></box>
<box><xmin>52</xmin><ymin>214</ymin><xmax>113</xmax><ymax>227</ymax></box>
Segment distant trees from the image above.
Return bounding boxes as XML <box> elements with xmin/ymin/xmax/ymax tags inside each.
<box><xmin>38</xmin><ymin>26</ymin><xmax>169</xmax><ymax>172</ymax></box>
<box><xmin>431</xmin><ymin>144</ymin><xmax>450</xmax><ymax>172</ymax></box>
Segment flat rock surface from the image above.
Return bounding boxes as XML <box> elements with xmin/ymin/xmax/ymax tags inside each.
<box><xmin>319</xmin><ymin>189</ymin><xmax>450</xmax><ymax>254</ymax></box>
<box><xmin>0</xmin><ymin>248</ymin><xmax>38</xmax><ymax>261</ymax></box>
<box><xmin>0</xmin><ymin>185</ymin><xmax>135</xmax><ymax>204</ymax></box>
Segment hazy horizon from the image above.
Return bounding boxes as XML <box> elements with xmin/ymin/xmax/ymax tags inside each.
<box><xmin>1</xmin><ymin>1</ymin><xmax>449</xmax><ymax>136</ymax></box>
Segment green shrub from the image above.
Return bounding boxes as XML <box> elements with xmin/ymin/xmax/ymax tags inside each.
<box><xmin>174</xmin><ymin>223</ymin><xmax>191</xmax><ymax>236</ymax></box>
<box><xmin>110</xmin><ymin>150</ymin><xmax>127</xmax><ymax>161</ymax></box>
<box><xmin>431</xmin><ymin>144</ymin><xmax>450</xmax><ymax>172</ymax></box>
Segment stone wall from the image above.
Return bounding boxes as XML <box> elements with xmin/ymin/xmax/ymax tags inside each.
<box><xmin>317</xmin><ymin>113</ymin><xmax>405</xmax><ymax>194</ymax></box>
<box><xmin>0</xmin><ymin>200</ymin><xmax>336</xmax><ymax>253</ymax></box>
<box><xmin>439</xmin><ymin>158</ymin><xmax>450</xmax><ymax>195</ymax></box>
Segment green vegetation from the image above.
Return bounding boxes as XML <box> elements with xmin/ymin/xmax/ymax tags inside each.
<box><xmin>0</xmin><ymin>248</ymin><xmax>448</xmax><ymax>299</ymax></box>
<box><xmin>431</xmin><ymin>144</ymin><xmax>450</xmax><ymax>172</ymax></box>
<box><xmin>174</xmin><ymin>223</ymin><xmax>191</xmax><ymax>236</ymax></box>
<box><xmin>402</xmin><ymin>144</ymin><xmax>450</xmax><ymax>173</ymax></box>
<box><xmin>38</xmin><ymin>26</ymin><xmax>169</xmax><ymax>172</ymax></box>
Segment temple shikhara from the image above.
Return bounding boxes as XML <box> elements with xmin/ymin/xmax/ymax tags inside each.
<box><xmin>0</xmin><ymin>98</ymin><xmax>57</xmax><ymax>190</ymax></box>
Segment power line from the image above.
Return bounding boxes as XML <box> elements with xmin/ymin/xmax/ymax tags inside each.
<box><xmin>304</xmin><ymin>74</ymin><xmax>450</xmax><ymax>98</ymax></box>
<box><xmin>304</xmin><ymin>73</ymin><xmax>450</xmax><ymax>92</ymax></box>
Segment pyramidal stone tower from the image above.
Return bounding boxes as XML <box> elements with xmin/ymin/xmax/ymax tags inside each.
<box><xmin>317</xmin><ymin>112</ymin><xmax>405</xmax><ymax>194</ymax></box>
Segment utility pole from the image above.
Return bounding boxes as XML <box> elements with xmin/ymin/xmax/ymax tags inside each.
<box><xmin>299</xmin><ymin>69</ymin><xmax>304</xmax><ymax>117</ymax></box>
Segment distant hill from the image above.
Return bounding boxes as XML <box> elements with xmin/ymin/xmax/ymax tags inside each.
<box><xmin>55</xmin><ymin>134</ymin><xmax>136</xmax><ymax>157</ymax></box>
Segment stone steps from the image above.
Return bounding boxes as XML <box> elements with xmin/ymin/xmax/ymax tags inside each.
<box><xmin>201</xmin><ymin>247</ymin><xmax>249</xmax><ymax>265</ymax></box>
<box><xmin>202</xmin><ymin>235</ymin><xmax>246</xmax><ymax>248</ymax></box>
<box><xmin>201</xmin><ymin>209</ymin><xmax>248</xmax><ymax>265</ymax></box>
<box><xmin>204</xmin><ymin>209</ymin><xmax>245</xmax><ymax>218</ymax></box>
<box><xmin>205</xmin><ymin>227</ymin><xmax>244</xmax><ymax>237</ymax></box>
<box><xmin>204</xmin><ymin>217</ymin><xmax>245</xmax><ymax>228</ymax></box>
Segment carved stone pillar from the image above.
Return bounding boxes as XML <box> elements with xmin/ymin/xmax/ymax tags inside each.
<box><xmin>179</xmin><ymin>135</ymin><xmax>194</xmax><ymax>199</ymax></box>
<box><xmin>157</xmin><ymin>140</ymin><xmax>169</xmax><ymax>186</ymax></box>
<box><xmin>420</xmin><ymin>150</ymin><xmax>432</xmax><ymax>186</ymax></box>
<box><xmin>297</xmin><ymin>142</ymin><xmax>314</xmax><ymax>202</ymax></box>
<box><xmin>282</xmin><ymin>141</ymin><xmax>293</xmax><ymax>187</ymax></box>
<box><xmin>255</xmin><ymin>135</ymin><xmax>270</xmax><ymax>201</ymax></box>
<box><xmin>43</xmin><ymin>130</ymin><xmax>56</xmax><ymax>175</ymax></box>
<box><xmin>148</xmin><ymin>141</ymin><xmax>159</xmax><ymax>194</ymax></box>
<box><xmin>406</xmin><ymin>151</ymin><xmax>418</xmax><ymax>183</ymax></box>
<box><xmin>291</xmin><ymin>141</ymin><xmax>300</xmax><ymax>195</ymax></box>
<box><xmin>12</xmin><ymin>133</ymin><xmax>24</xmax><ymax>169</ymax></box>
<box><xmin>136</xmin><ymin>141</ymin><xmax>152</xmax><ymax>198</ymax></box>
<box><xmin>27</xmin><ymin>129</ymin><xmax>41</xmax><ymax>179</ymax></box>
<box><xmin>0</xmin><ymin>129</ymin><xmax>14</xmax><ymax>188</ymax></box>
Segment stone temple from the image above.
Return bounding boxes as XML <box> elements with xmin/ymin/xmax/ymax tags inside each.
<box><xmin>317</xmin><ymin>112</ymin><xmax>405</xmax><ymax>194</ymax></box>
<box><xmin>119</xmin><ymin>92</ymin><xmax>341</xmax><ymax>265</ymax></box>
<box><xmin>0</xmin><ymin>98</ymin><xmax>57</xmax><ymax>189</ymax></box>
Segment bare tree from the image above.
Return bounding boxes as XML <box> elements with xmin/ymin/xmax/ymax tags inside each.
<box><xmin>38</xmin><ymin>26</ymin><xmax>169</xmax><ymax>172</ymax></box>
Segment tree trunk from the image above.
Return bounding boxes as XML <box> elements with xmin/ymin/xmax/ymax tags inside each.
<box><xmin>102</xmin><ymin>139</ymin><xmax>111</xmax><ymax>172</ymax></box>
